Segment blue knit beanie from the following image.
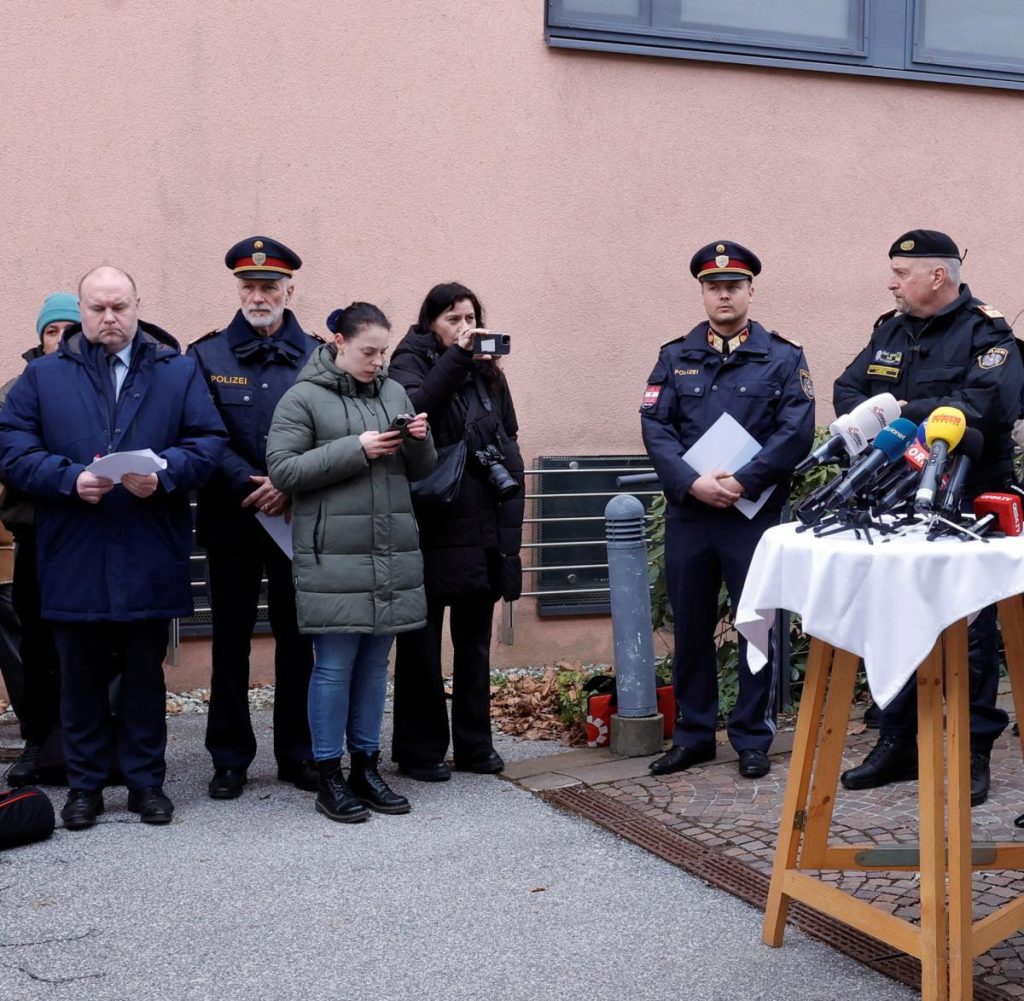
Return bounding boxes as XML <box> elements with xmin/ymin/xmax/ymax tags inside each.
<box><xmin>36</xmin><ymin>292</ymin><xmax>80</xmax><ymax>338</ymax></box>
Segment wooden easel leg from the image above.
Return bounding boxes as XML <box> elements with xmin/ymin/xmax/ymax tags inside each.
<box><xmin>763</xmin><ymin>639</ymin><xmax>834</xmax><ymax>947</ymax></box>
<box><xmin>918</xmin><ymin>637</ymin><xmax>949</xmax><ymax>1001</ymax></box>
<box><xmin>945</xmin><ymin>618</ymin><xmax>974</xmax><ymax>1001</ymax></box>
<box><xmin>997</xmin><ymin>596</ymin><xmax>1024</xmax><ymax>762</ymax></box>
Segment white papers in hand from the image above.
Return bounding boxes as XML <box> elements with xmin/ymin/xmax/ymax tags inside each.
<box><xmin>680</xmin><ymin>412</ymin><xmax>775</xmax><ymax>519</ymax></box>
<box><xmin>256</xmin><ymin>512</ymin><xmax>293</xmax><ymax>560</ymax></box>
<box><xmin>86</xmin><ymin>449</ymin><xmax>168</xmax><ymax>481</ymax></box>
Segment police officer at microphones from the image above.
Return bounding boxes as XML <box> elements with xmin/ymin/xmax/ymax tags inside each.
<box><xmin>188</xmin><ymin>237</ymin><xmax>321</xmax><ymax>799</ymax></box>
<box><xmin>834</xmin><ymin>229</ymin><xmax>1024</xmax><ymax>805</ymax></box>
<box><xmin>640</xmin><ymin>242</ymin><xmax>815</xmax><ymax>779</ymax></box>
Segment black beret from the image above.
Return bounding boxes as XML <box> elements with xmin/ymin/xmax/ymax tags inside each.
<box><xmin>689</xmin><ymin>241</ymin><xmax>761</xmax><ymax>281</ymax></box>
<box><xmin>225</xmin><ymin>236</ymin><xmax>302</xmax><ymax>279</ymax></box>
<box><xmin>888</xmin><ymin>229</ymin><xmax>961</xmax><ymax>260</ymax></box>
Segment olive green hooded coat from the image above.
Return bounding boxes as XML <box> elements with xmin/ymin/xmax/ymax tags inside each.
<box><xmin>266</xmin><ymin>343</ymin><xmax>436</xmax><ymax>634</ymax></box>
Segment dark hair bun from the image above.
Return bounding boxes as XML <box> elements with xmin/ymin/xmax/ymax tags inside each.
<box><xmin>325</xmin><ymin>308</ymin><xmax>345</xmax><ymax>333</ymax></box>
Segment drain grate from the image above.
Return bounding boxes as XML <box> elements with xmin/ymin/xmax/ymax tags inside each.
<box><xmin>544</xmin><ymin>785</ymin><xmax>1015</xmax><ymax>1000</ymax></box>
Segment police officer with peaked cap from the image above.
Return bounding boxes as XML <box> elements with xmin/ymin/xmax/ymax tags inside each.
<box><xmin>189</xmin><ymin>237</ymin><xmax>321</xmax><ymax>799</ymax></box>
<box><xmin>640</xmin><ymin>241</ymin><xmax>815</xmax><ymax>779</ymax></box>
<box><xmin>834</xmin><ymin>228</ymin><xmax>1024</xmax><ymax>806</ymax></box>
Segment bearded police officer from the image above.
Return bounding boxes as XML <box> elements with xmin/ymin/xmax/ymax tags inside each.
<box><xmin>834</xmin><ymin>229</ymin><xmax>1024</xmax><ymax>805</ymax></box>
<box><xmin>641</xmin><ymin>242</ymin><xmax>815</xmax><ymax>779</ymax></box>
<box><xmin>188</xmin><ymin>237</ymin><xmax>320</xmax><ymax>799</ymax></box>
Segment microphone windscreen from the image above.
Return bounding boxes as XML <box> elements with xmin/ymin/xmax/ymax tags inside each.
<box><xmin>874</xmin><ymin>418</ymin><xmax>918</xmax><ymax>460</ymax></box>
<box><xmin>974</xmin><ymin>492</ymin><xmax>1023</xmax><ymax>536</ymax></box>
<box><xmin>956</xmin><ymin>427</ymin><xmax>984</xmax><ymax>462</ymax></box>
<box><xmin>924</xmin><ymin>406</ymin><xmax>967</xmax><ymax>450</ymax></box>
<box><xmin>848</xmin><ymin>393</ymin><xmax>901</xmax><ymax>437</ymax></box>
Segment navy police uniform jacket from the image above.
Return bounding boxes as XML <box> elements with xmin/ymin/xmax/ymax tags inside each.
<box><xmin>833</xmin><ymin>284</ymin><xmax>1024</xmax><ymax>488</ymax></box>
<box><xmin>640</xmin><ymin>319</ymin><xmax>815</xmax><ymax>516</ymax></box>
<box><xmin>0</xmin><ymin>321</ymin><xmax>227</xmax><ymax>621</ymax></box>
<box><xmin>188</xmin><ymin>309</ymin><xmax>320</xmax><ymax>545</ymax></box>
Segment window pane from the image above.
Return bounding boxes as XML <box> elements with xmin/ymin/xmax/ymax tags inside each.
<box><xmin>564</xmin><ymin>0</ymin><xmax>642</xmax><ymax>15</ymax></box>
<box><xmin>920</xmin><ymin>0</ymin><xmax>1024</xmax><ymax>62</ymax></box>
<box><xmin>672</xmin><ymin>0</ymin><xmax>853</xmax><ymax>41</ymax></box>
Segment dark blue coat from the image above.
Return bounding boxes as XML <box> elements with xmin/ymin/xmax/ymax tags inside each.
<box><xmin>187</xmin><ymin>309</ymin><xmax>320</xmax><ymax>545</ymax></box>
<box><xmin>640</xmin><ymin>319</ymin><xmax>815</xmax><ymax>516</ymax></box>
<box><xmin>0</xmin><ymin>321</ymin><xmax>227</xmax><ymax>622</ymax></box>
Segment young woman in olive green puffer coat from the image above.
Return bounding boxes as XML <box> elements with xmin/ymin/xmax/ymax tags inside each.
<box><xmin>266</xmin><ymin>302</ymin><xmax>435</xmax><ymax>824</ymax></box>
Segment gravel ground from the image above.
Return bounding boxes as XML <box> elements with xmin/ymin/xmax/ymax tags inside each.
<box><xmin>0</xmin><ymin>701</ymin><xmax>917</xmax><ymax>1001</ymax></box>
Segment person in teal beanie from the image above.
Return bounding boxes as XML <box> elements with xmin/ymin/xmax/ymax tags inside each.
<box><xmin>35</xmin><ymin>293</ymin><xmax>80</xmax><ymax>356</ymax></box>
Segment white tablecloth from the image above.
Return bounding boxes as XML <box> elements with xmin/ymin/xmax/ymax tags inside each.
<box><xmin>734</xmin><ymin>521</ymin><xmax>1024</xmax><ymax>708</ymax></box>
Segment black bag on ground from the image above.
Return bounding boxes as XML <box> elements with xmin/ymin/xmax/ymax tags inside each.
<box><xmin>410</xmin><ymin>439</ymin><xmax>467</xmax><ymax>505</ymax></box>
<box><xmin>0</xmin><ymin>786</ymin><xmax>55</xmax><ymax>849</ymax></box>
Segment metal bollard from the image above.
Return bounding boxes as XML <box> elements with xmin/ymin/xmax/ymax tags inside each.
<box><xmin>605</xmin><ymin>494</ymin><xmax>663</xmax><ymax>755</ymax></box>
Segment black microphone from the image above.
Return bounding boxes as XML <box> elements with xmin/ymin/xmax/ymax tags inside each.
<box><xmin>936</xmin><ymin>427</ymin><xmax>984</xmax><ymax>518</ymax></box>
<box><xmin>830</xmin><ymin>419</ymin><xmax>918</xmax><ymax>504</ymax></box>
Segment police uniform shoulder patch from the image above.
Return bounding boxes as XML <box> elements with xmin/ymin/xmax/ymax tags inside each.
<box><xmin>976</xmin><ymin>303</ymin><xmax>1004</xmax><ymax>319</ymax></box>
<box><xmin>873</xmin><ymin>309</ymin><xmax>897</xmax><ymax>330</ymax></box>
<box><xmin>978</xmin><ymin>347</ymin><xmax>1009</xmax><ymax>370</ymax></box>
<box><xmin>640</xmin><ymin>384</ymin><xmax>662</xmax><ymax>410</ymax></box>
<box><xmin>189</xmin><ymin>328</ymin><xmax>221</xmax><ymax>346</ymax></box>
<box><xmin>799</xmin><ymin>369</ymin><xmax>814</xmax><ymax>401</ymax></box>
<box><xmin>769</xmin><ymin>329</ymin><xmax>802</xmax><ymax>348</ymax></box>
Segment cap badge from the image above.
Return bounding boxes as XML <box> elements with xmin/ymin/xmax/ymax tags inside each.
<box><xmin>715</xmin><ymin>244</ymin><xmax>726</xmax><ymax>253</ymax></box>
<box><xmin>254</xmin><ymin>240</ymin><xmax>264</xmax><ymax>250</ymax></box>
<box><xmin>900</xmin><ymin>239</ymin><xmax>915</xmax><ymax>251</ymax></box>
<box><xmin>252</xmin><ymin>252</ymin><xmax>267</xmax><ymax>265</ymax></box>
<box><xmin>715</xmin><ymin>255</ymin><xmax>729</xmax><ymax>268</ymax></box>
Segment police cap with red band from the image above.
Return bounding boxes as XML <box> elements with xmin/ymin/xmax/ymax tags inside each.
<box><xmin>225</xmin><ymin>236</ymin><xmax>302</xmax><ymax>279</ymax></box>
<box><xmin>689</xmin><ymin>240</ymin><xmax>761</xmax><ymax>282</ymax></box>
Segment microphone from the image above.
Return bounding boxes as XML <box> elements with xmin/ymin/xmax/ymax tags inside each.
<box><xmin>974</xmin><ymin>492</ymin><xmax>1024</xmax><ymax>536</ymax></box>
<box><xmin>873</xmin><ymin>436</ymin><xmax>931</xmax><ymax>514</ymax></box>
<box><xmin>914</xmin><ymin>407</ymin><xmax>967</xmax><ymax>512</ymax></box>
<box><xmin>830</xmin><ymin>418</ymin><xmax>918</xmax><ymax>504</ymax></box>
<box><xmin>936</xmin><ymin>427</ymin><xmax>984</xmax><ymax>517</ymax></box>
<box><xmin>794</xmin><ymin>393</ymin><xmax>901</xmax><ymax>474</ymax></box>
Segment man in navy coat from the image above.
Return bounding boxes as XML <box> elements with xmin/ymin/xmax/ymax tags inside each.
<box><xmin>188</xmin><ymin>237</ymin><xmax>320</xmax><ymax>800</ymax></box>
<box><xmin>0</xmin><ymin>266</ymin><xmax>226</xmax><ymax>830</ymax></box>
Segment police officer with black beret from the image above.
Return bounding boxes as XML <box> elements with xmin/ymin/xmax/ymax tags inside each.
<box><xmin>641</xmin><ymin>242</ymin><xmax>815</xmax><ymax>779</ymax></box>
<box><xmin>189</xmin><ymin>237</ymin><xmax>320</xmax><ymax>799</ymax></box>
<box><xmin>834</xmin><ymin>229</ymin><xmax>1024</xmax><ymax>805</ymax></box>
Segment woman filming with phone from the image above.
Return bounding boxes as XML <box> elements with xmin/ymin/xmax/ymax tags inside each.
<box><xmin>389</xmin><ymin>282</ymin><xmax>525</xmax><ymax>782</ymax></box>
<box><xmin>266</xmin><ymin>302</ymin><xmax>434</xmax><ymax>823</ymax></box>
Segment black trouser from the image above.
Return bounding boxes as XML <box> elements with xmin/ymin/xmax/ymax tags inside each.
<box><xmin>392</xmin><ymin>593</ymin><xmax>496</xmax><ymax>766</ymax></box>
<box><xmin>879</xmin><ymin>603</ymin><xmax>1007</xmax><ymax>752</ymax></box>
<box><xmin>0</xmin><ymin>583</ymin><xmax>23</xmax><ymax>730</ymax></box>
<box><xmin>11</xmin><ymin>530</ymin><xmax>62</xmax><ymax>745</ymax></box>
<box><xmin>665</xmin><ymin>505</ymin><xmax>778</xmax><ymax>753</ymax></box>
<box><xmin>54</xmin><ymin>620</ymin><xmax>169</xmax><ymax>792</ymax></box>
<box><xmin>204</xmin><ymin>522</ymin><xmax>313</xmax><ymax>770</ymax></box>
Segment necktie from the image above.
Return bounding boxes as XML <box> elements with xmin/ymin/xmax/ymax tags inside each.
<box><xmin>107</xmin><ymin>354</ymin><xmax>123</xmax><ymax>400</ymax></box>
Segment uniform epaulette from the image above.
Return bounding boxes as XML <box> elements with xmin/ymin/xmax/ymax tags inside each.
<box><xmin>659</xmin><ymin>334</ymin><xmax>686</xmax><ymax>348</ymax></box>
<box><xmin>873</xmin><ymin>309</ymin><xmax>897</xmax><ymax>329</ymax></box>
<box><xmin>975</xmin><ymin>303</ymin><xmax>1005</xmax><ymax>320</ymax></box>
<box><xmin>189</xmin><ymin>329</ymin><xmax>221</xmax><ymax>347</ymax></box>
<box><xmin>769</xmin><ymin>329</ymin><xmax>801</xmax><ymax>348</ymax></box>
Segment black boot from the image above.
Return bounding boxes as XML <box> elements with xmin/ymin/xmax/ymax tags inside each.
<box><xmin>841</xmin><ymin>734</ymin><xmax>917</xmax><ymax>790</ymax></box>
<box><xmin>6</xmin><ymin>741</ymin><xmax>44</xmax><ymax>787</ymax></box>
<box><xmin>315</xmin><ymin>759</ymin><xmax>369</xmax><ymax>824</ymax></box>
<box><xmin>349</xmin><ymin>751</ymin><xmax>411</xmax><ymax>815</ymax></box>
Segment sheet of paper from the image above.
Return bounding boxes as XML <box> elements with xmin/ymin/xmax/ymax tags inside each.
<box><xmin>256</xmin><ymin>511</ymin><xmax>293</xmax><ymax>560</ymax></box>
<box><xmin>86</xmin><ymin>448</ymin><xmax>168</xmax><ymax>481</ymax></box>
<box><xmin>680</xmin><ymin>412</ymin><xmax>775</xmax><ymax>519</ymax></box>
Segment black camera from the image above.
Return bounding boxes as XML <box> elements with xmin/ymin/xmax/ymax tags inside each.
<box><xmin>387</xmin><ymin>413</ymin><xmax>415</xmax><ymax>439</ymax></box>
<box><xmin>474</xmin><ymin>445</ymin><xmax>520</xmax><ymax>500</ymax></box>
<box><xmin>472</xmin><ymin>332</ymin><xmax>511</xmax><ymax>355</ymax></box>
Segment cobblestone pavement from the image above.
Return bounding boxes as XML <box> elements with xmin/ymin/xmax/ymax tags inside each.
<box><xmin>591</xmin><ymin>727</ymin><xmax>1024</xmax><ymax>996</ymax></box>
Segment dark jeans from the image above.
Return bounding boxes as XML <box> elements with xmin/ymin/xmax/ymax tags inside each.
<box><xmin>879</xmin><ymin>602</ymin><xmax>1007</xmax><ymax>752</ymax></box>
<box><xmin>392</xmin><ymin>593</ymin><xmax>496</xmax><ymax>766</ymax></box>
<box><xmin>54</xmin><ymin>620</ymin><xmax>169</xmax><ymax>791</ymax></box>
<box><xmin>11</xmin><ymin>530</ymin><xmax>62</xmax><ymax>745</ymax></box>
<box><xmin>0</xmin><ymin>583</ymin><xmax>23</xmax><ymax>729</ymax></box>
<box><xmin>204</xmin><ymin>522</ymin><xmax>313</xmax><ymax>770</ymax></box>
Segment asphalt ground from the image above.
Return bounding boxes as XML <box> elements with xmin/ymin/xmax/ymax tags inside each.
<box><xmin>0</xmin><ymin>708</ymin><xmax>916</xmax><ymax>1001</ymax></box>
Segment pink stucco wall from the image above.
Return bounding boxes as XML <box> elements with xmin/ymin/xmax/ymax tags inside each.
<box><xmin>3</xmin><ymin>3</ymin><xmax>1023</xmax><ymax>683</ymax></box>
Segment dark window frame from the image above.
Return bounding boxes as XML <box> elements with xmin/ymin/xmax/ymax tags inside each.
<box><xmin>545</xmin><ymin>0</ymin><xmax>1024</xmax><ymax>91</ymax></box>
